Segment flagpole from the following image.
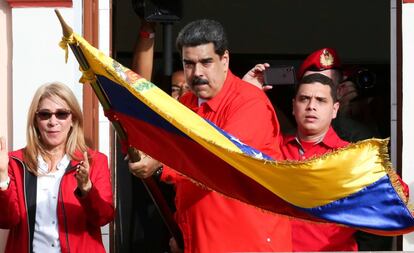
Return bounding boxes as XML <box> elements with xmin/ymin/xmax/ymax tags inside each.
<box><xmin>55</xmin><ymin>9</ymin><xmax>184</xmax><ymax>249</ymax></box>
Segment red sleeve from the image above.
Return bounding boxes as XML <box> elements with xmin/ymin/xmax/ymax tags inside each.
<box><xmin>160</xmin><ymin>165</ymin><xmax>179</xmax><ymax>185</ymax></box>
<box><xmin>223</xmin><ymin>98</ymin><xmax>282</xmax><ymax>160</ymax></box>
<box><xmin>76</xmin><ymin>151</ymin><xmax>115</xmax><ymax>226</ymax></box>
<box><xmin>0</xmin><ymin>160</ymin><xmax>22</xmax><ymax>228</ymax></box>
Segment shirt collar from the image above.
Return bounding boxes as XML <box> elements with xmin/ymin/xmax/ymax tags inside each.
<box><xmin>284</xmin><ymin>126</ymin><xmax>340</xmax><ymax>149</ymax></box>
<box><xmin>198</xmin><ymin>98</ymin><xmax>207</xmax><ymax>106</ymax></box>
<box><xmin>321</xmin><ymin>126</ymin><xmax>344</xmax><ymax>148</ymax></box>
<box><xmin>37</xmin><ymin>154</ymin><xmax>70</xmax><ymax>174</ymax></box>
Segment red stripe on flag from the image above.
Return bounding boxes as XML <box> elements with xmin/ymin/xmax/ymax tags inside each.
<box><xmin>116</xmin><ymin>111</ymin><xmax>318</xmax><ymax>220</ymax></box>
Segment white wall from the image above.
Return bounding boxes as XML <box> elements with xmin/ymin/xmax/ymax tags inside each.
<box><xmin>402</xmin><ymin>2</ymin><xmax>414</xmax><ymax>251</ymax></box>
<box><xmin>12</xmin><ymin>6</ymin><xmax>83</xmax><ymax>149</ymax></box>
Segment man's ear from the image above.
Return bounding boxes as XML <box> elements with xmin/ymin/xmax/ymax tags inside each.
<box><xmin>332</xmin><ymin>101</ymin><xmax>340</xmax><ymax>119</ymax></box>
<box><xmin>221</xmin><ymin>50</ymin><xmax>230</xmax><ymax>70</ymax></box>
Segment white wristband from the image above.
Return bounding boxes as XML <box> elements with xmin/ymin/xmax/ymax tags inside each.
<box><xmin>0</xmin><ymin>176</ymin><xmax>10</xmax><ymax>189</ymax></box>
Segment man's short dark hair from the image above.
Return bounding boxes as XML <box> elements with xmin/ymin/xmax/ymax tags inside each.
<box><xmin>296</xmin><ymin>73</ymin><xmax>338</xmax><ymax>101</ymax></box>
<box><xmin>176</xmin><ymin>19</ymin><xmax>228</xmax><ymax>56</ymax></box>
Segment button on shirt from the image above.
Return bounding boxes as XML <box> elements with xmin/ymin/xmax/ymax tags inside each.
<box><xmin>33</xmin><ymin>155</ymin><xmax>70</xmax><ymax>253</ymax></box>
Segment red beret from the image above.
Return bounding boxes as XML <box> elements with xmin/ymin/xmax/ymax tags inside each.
<box><xmin>297</xmin><ymin>48</ymin><xmax>341</xmax><ymax>80</ymax></box>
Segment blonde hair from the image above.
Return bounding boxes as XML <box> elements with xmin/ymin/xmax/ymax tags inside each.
<box><xmin>24</xmin><ymin>82</ymin><xmax>88</xmax><ymax>174</ymax></box>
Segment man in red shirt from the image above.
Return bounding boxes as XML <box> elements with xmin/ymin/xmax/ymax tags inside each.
<box><xmin>244</xmin><ymin>48</ymin><xmax>409</xmax><ymax>251</ymax></box>
<box><xmin>244</xmin><ymin>67</ymin><xmax>358</xmax><ymax>251</ymax></box>
<box><xmin>129</xmin><ymin>19</ymin><xmax>291</xmax><ymax>252</ymax></box>
<box><xmin>296</xmin><ymin>48</ymin><xmax>392</xmax><ymax>251</ymax></box>
<box><xmin>281</xmin><ymin>73</ymin><xmax>358</xmax><ymax>251</ymax></box>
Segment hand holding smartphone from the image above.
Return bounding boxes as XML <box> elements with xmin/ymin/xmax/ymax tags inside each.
<box><xmin>263</xmin><ymin>66</ymin><xmax>296</xmax><ymax>86</ymax></box>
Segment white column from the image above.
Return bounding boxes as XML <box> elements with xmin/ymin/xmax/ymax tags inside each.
<box><xmin>98</xmin><ymin>0</ymin><xmax>112</xmax><ymax>252</ymax></box>
<box><xmin>0</xmin><ymin>1</ymin><xmax>13</xmax><ymax>252</ymax></box>
<box><xmin>402</xmin><ymin>2</ymin><xmax>414</xmax><ymax>250</ymax></box>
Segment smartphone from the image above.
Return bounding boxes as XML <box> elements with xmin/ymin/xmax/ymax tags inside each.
<box><xmin>263</xmin><ymin>66</ymin><xmax>296</xmax><ymax>86</ymax></box>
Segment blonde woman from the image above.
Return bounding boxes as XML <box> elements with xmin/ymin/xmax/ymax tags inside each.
<box><xmin>0</xmin><ymin>82</ymin><xmax>114</xmax><ymax>253</ymax></box>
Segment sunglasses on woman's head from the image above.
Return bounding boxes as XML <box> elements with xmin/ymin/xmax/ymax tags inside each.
<box><xmin>36</xmin><ymin>109</ymin><xmax>72</xmax><ymax>120</ymax></box>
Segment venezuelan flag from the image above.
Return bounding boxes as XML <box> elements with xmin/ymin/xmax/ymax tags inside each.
<box><xmin>60</xmin><ymin>31</ymin><xmax>414</xmax><ymax>236</ymax></box>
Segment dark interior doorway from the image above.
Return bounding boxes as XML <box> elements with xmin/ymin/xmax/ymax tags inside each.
<box><xmin>111</xmin><ymin>1</ymin><xmax>393</xmax><ymax>252</ymax></box>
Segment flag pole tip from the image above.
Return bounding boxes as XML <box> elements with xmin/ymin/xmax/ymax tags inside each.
<box><xmin>54</xmin><ymin>9</ymin><xmax>73</xmax><ymax>38</ymax></box>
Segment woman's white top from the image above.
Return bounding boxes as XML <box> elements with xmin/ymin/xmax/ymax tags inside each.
<box><xmin>32</xmin><ymin>155</ymin><xmax>70</xmax><ymax>253</ymax></box>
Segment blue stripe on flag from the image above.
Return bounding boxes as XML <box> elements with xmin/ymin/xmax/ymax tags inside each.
<box><xmin>98</xmin><ymin>75</ymin><xmax>187</xmax><ymax>137</ymax></box>
<box><xmin>99</xmin><ymin>74</ymin><xmax>273</xmax><ymax>161</ymax></box>
<box><xmin>300</xmin><ymin>175</ymin><xmax>414</xmax><ymax>230</ymax></box>
<box><xmin>207</xmin><ymin>122</ymin><xmax>273</xmax><ymax>160</ymax></box>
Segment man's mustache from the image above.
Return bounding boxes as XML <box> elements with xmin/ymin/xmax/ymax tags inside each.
<box><xmin>192</xmin><ymin>77</ymin><xmax>209</xmax><ymax>86</ymax></box>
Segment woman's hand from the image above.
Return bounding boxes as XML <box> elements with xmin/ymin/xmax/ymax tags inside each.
<box><xmin>75</xmin><ymin>151</ymin><xmax>92</xmax><ymax>195</ymax></box>
<box><xmin>0</xmin><ymin>137</ymin><xmax>9</xmax><ymax>180</ymax></box>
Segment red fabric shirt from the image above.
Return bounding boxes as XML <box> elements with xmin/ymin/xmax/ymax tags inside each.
<box><xmin>280</xmin><ymin>126</ymin><xmax>358</xmax><ymax>252</ymax></box>
<box><xmin>163</xmin><ymin>71</ymin><xmax>291</xmax><ymax>252</ymax></box>
<box><xmin>0</xmin><ymin>148</ymin><xmax>114</xmax><ymax>253</ymax></box>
